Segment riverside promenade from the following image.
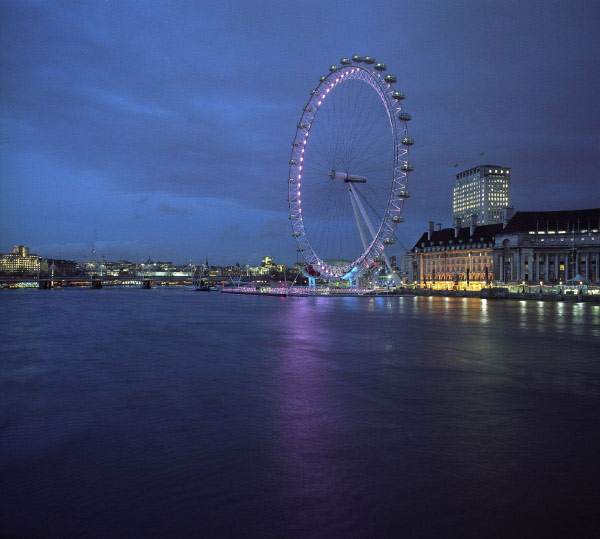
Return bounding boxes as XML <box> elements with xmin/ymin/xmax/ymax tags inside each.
<box><xmin>221</xmin><ymin>286</ymin><xmax>405</xmax><ymax>298</ymax></box>
<box><xmin>222</xmin><ymin>285</ymin><xmax>600</xmax><ymax>302</ymax></box>
<box><xmin>410</xmin><ymin>286</ymin><xmax>600</xmax><ymax>303</ymax></box>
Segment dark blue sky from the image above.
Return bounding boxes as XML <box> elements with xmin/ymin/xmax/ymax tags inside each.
<box><xmin>1</xmin><ymin>0</ymin><xmax>598</xmax><ymax>265</ymax></box>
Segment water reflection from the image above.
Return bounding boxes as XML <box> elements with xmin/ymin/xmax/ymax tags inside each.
<box><xmin>518</xmin><ymin>300</ymin><xmax>528</xmax><ymax>329</ymax></box>
<box><xmin>272</xmin><ymin>294</ymin><xmax>600</xmax><ymax>534</ymax></box>
<box><xmin>480</xmin><ymin>298</ymin><xmax>489</xmax><ymax>324</ymax></box>
<box><xmin>536</xmin><ymin>299</ymin><xmax>545</xmax><ymax>321</ymax></box>
<box><xmin>270</xmin><ymin>298</ymin><xmax>350</xmax><ymax>530</ymax></box>
<box><xmin>2</xmin><ymin>290</ymin><xmax>600</xmax><ymax>537</ymax></box>
<box><xmin>591</xmin><ymin>306</ymin><xmax>600</xmax><ymax>338</ymax></box>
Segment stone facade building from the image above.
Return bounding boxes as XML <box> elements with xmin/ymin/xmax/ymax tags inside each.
<box><xmin>410</xmin><ymin>208</ymin><xmax>600</xmax><ymax>287</ymax></box>
<box><xmin>411</xmin><ymin>216</ymin><xmax>502</xmax><ymax>289</ymax></box>
<box><xmin>493</xmin><ymin>208</ymin><xmax>600</xmax><ymax>283</ymax></box>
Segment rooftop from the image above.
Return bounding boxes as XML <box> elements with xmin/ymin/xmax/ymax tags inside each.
<box><xmin>502</xmin><ymin>208</ymin><xmax>600</xmax><ymax>234</ymax></box>
<box><xmin>413</xmin><ymin>223</ymin><xmax>504</xmax><ymax>250</ymax></box>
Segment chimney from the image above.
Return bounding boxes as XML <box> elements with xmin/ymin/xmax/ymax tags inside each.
<box><xmin>427</xmin><ymin>221</ymin><xmax>434</xmax><ymax>240</ymax></box>
<box><xmin>503</xmin><ymin>207</ymin><xmax>515</xmax><ymax>228</ymax></box>
<box><xmin>470</xmin><ymin>214</ymin><xmax>478</xmax><ymax>237</ymax></box>
<box><xmin>453</xmin><ymin>217</ymin><xmax>461</xmax><ymax>238</ymax></box>
<box><xmin>435</xmin><ymin>223</ymin><xmax>442</xmax><ymax>231</ymax></box>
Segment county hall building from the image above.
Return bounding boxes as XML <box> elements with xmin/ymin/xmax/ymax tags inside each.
<box><xmin>410</xmin><ymin>208</ymin><xmax>600</xmax><ymax>288</ymax></box>
<box><xmin>493</xmin><ymin>208</ymin><xmax>600</xmax><ymax>284</ymax></box>
<box><xmin>411</xmin><ymin>216</ymin><xmax>501</xmax><ymax>290</ymax></box>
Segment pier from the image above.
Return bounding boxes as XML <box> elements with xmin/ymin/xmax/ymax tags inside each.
<box><xmin>0</xmin><ymin>275</ymin><xmax>194</xmax><ymax>289</ymax></box>
<box><xmin>221</xmin><ymin>284</ymin><xmax>600</xmax><ymax>302</ymax></box>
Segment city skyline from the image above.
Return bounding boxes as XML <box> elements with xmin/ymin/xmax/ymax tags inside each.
<box><xmin>1</xmin><ymin>1</ymin><xmax>598</xmax><ymax>265</ymax></box>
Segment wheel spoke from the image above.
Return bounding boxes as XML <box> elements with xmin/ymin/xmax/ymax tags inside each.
<box><xmin>288</xmin><ymin>61</ymin><xmax>411</xmax><ymax>278</ymax></box>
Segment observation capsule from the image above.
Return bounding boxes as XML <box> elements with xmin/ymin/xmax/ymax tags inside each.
<box><xmin>401</xmin><ymin>137</ymin><xmax>415</xmax><ymax>146</ymax></box>
<box><xmin>289</xmin><ymin>159</ymin><xmax>298</xmax><ymax>166</ymax></box>
<box><xmin>397</xmin><ymin>190</ymin><xmax>411</xmax><ymax>198</ymax></box>
<box><xmin>292</xmin><ymin>231</ymin><xmax>301</xmax><ymax>237</ymax></box>
<box><xmin>304</xmin><ymin>106</ymin><xmax>314</xmax><ymax>112</ymax></box>
<box><xmin>289</xmin><ymin>177</ymin><xmax>297</xmax><ymax>184</ymax></box>
<box><xmin>311</xmin><ymin>89</ymin><xmax>317</xmax><ymax>95</ymax></box>
<box><xmin>351</xmin><ymin>54</ymin><xmax>364</xmax><ymax>62</ymax></box>
<box><xmin>401</xmin><ymin>163</ymin><xmax>414</xmax><ymax>172</ymax></box>
<box><xmin>320</xmin><ymin>76</ymin><xmax>327</xmax><ymax>82</ymax></box>
<box><xmin>392</xmin><ymin>215</ymin><xmax>405</xmax><ymax>223</ymax></box>
<box><xmin>374</xmin><ymin>62</ymin><xmax>387</xmax><ymax>71</ymax></box>
<box><xmin>397</xmin><ymin>112</ymin><xmax>412</xmax><ymax>121</ymax></box>
<box><xmin>329</xmin><ymin>65</ymin><xmax>339</xmax><ymax>72</ymax></box>
<box><xmin>392</xmin><ymin>91</ymin><xmax>406</xmax><ymax>100</ymax></box>
<box><xmin>297</xmin><ymin>122</ymin><xmax>308</xmax><ymax>129</ymax></box>
<box><xmin>340</xmin><ymin>57</ymin><xmax>352</xmax><ymax>65</ymax></box>
<box><xmin>292</xmin><ymin>140</ymin><xmax>303</xmax><ymax>147</ymax></box>
<box><xmin>363</xmin><ymin>56</ymin><xmax>376</xmax><ymax>64</ymax></box>
<box><xmin>384</xmin><ymin>74</ymin><xmax>397</xmax><ymax>84</ymax></box>
<box><xmin>384</xmin><ymin>238</ymin><xmax>396</xmax><ymax>245</ymax></box>
<box><xmin>289</xmin><ymin>213</ymin><xmax>299</xmax><ymax>220</ymax></box>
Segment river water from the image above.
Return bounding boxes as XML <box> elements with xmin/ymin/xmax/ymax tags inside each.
<box><xmin>1</xmin><ymin>288</ymin><xmax>599</xmax><ymax>537</ymax></box>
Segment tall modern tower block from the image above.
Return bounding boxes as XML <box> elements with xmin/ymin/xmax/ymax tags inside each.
<box><xmin>452</xmin><ymin>165</ymin><xmax>511</xmax><ymax>225</ymax></box>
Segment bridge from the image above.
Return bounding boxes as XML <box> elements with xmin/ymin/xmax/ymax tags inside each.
<box><xmin>1</xmin><ymin>275</ymin><xmax>195</xmax><ymax>289</ymax></box>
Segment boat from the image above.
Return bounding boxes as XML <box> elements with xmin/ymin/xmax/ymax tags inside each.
<box><xmin>193</xmin><ymin>267</ymin><xmax>218</xmax><ymax>291</ymax></box>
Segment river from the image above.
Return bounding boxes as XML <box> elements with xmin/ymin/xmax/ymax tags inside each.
<box><xmin>1</xmin><ymin>288</ymin><xmax>599</xmax><ymax>537</ymax></box>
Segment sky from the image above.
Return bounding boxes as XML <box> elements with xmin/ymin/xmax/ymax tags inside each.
<box><xmin>1</xmin><ymin>0</ymin><xmax>598</xmax><ymax>265</ymax></box>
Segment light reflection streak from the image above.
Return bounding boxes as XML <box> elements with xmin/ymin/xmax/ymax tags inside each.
<box><xmin>518</xmin><ymin>300</ymin><xmax>528</xmax><ymax>329</ymax></box>
<box><xmin>536</xmin><ymin>300</ymin><xmax>544</xmax><ymax>319</ymax></box>
<box><xmin>270</xmin><ymin>298</ymin><xmax>343</xmax><ymax>522</ymax></box>
<box><xmin>480</xmin><ymin>299</ymin><xmax>489</xmax><ymax>324</ymax></box>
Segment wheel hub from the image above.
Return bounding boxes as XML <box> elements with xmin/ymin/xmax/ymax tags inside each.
<box><xmin>329</xmin><ymin>170</ymin><xmax>367</xmax><ymax>183</ymax></box>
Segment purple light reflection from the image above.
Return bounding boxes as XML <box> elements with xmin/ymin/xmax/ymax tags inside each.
<box><xmin>269</xmin><ymin>298</ymin><xmax>355</xmax><ymax>531</ymax></box>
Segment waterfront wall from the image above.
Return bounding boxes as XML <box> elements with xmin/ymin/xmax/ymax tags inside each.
<box><xmin>409</xmin><ymin>287</ymin><xmax>600</xmax><ymax>302</ymax></box>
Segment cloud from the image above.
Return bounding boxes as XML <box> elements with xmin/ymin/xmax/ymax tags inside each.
<box><xmin>157</xmin><ymin>204</ymin><xmax>190</xmax><ymax>217</ymax></box>
<box><xmin>219</xmin><ymin>218</ymin><xmax>288</xmax><ymax>242</ymax></box>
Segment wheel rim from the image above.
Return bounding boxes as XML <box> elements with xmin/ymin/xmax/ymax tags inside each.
<box><xmin>288</xmin><ymin>60</ymin><xmax>412</xmax><ymax>279</ymax></box>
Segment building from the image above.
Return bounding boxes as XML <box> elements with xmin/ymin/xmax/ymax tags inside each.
<box><xmin>453</xmin><ymin>165</ymin><xmax>511</xmax><ymax>225</ymax></box>
<box><xmin>411</xmin><ymin>217</ymin><xmax>502</xmax><ymax>290</ymax></box>
<box><xmin>261</xmin><ymin>256</ymin><xmax>274</xmax><ymax>269</ymax></box>
<box><xmin>493</xmin><ymin>208</ymin><xmax>600</xmax><ymax>283</ymax></box>
<box><xmin>0</xmin><ymin>246</ymin><xmax>42</xmax><ymax>275</ymax></box>
<box><xmin>41</xmin><ymin>258</ymin><xmax>79</xmax><ymax>277</ymax></box>
<box><xmin>395</xmin><ymin>254</ymin><xmax>415</xmax><ymax>282</ymax></box>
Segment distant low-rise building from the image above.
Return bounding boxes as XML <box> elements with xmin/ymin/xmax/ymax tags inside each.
<box><xmin>261</xmin><ymin>256</ymin><xmax>275</xmax><ymax>269</ymax></box>
<box><xmin>395</xmin><ymin>254</ymin><xmax>414</xmax><ymax>282</ymax></box>
<box><xmin>41</xmin><ymin>258</ymin><xmax>79</xmax><ymax>277</ymax></box>
<box><xmin>0</xmin><ymin>246</ymin><xmax>42</xmax><ymax>276</ymax></box>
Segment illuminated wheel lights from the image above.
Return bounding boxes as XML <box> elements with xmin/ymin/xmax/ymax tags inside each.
<box><xmin>287</xmin><ymin>57</ymin><xmax>413</xmax><ymax>280</ymax></box>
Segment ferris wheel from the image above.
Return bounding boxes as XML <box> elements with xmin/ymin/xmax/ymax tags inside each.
<box><xmin>288</xmin><ymin>55</ymin><xmax>413</xmax><ymax>284</ymax></box>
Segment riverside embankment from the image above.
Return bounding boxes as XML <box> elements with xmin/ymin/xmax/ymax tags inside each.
<box><xmin>410</xmin><ymin>287</ymin><xmax>600</xmax><ymax>302</ymax></box>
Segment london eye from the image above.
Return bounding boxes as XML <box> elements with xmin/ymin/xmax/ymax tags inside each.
<box><xmin>288</xmin><ymin>55</ymin><xmax>413</xmax><ymax>285</ymax></box>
